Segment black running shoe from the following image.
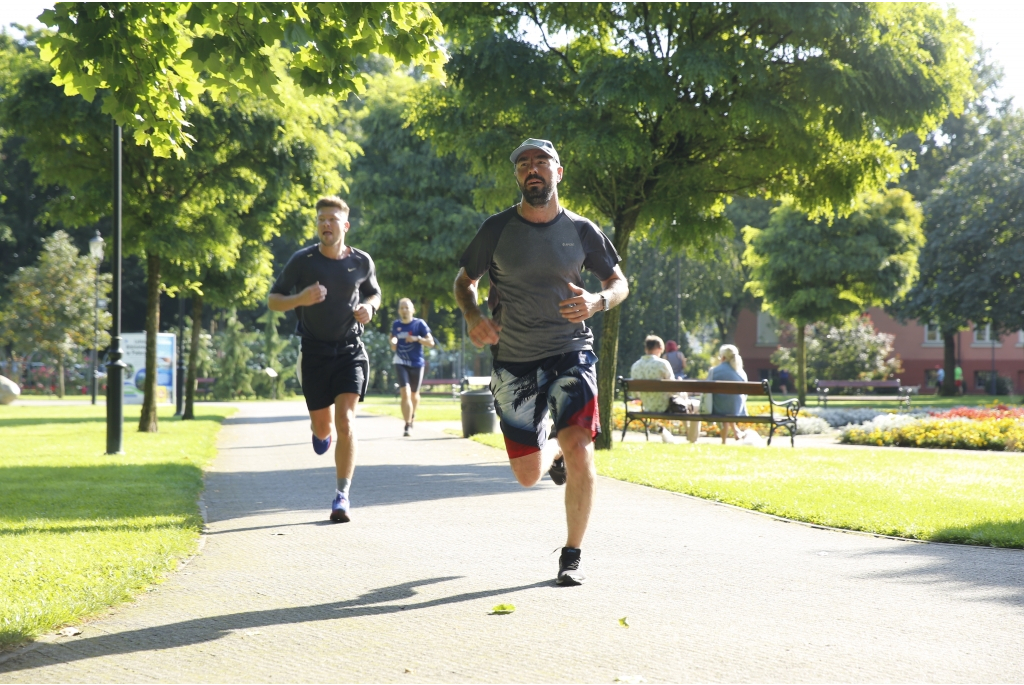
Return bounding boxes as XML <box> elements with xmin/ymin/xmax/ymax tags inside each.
<box><xmin>548</xmin><ymin>455</ymin><xmax>567</xmax><ymax>486</ymax></box>
<box><xmin>556</xmin><ymin>547</ymin><xmax>585</xmax><ymax>586</ymax></box>
<box><xmin>403</xmin><ymin>423</ymin><xmax>411</xmax><ymax>437</ymax></box>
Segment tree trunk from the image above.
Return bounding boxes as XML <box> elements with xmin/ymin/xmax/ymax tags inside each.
<box><xmin>797</xmin><ymin>322</ymin><xmax>807</xmax><ymax>407</ymax></box>
<box><xmin>941</xmin><ymin>330</ymin><xmax>957</xmax><ymax>396</ymax></box>
<box><xmin>139</xmin><ymin>252</ymin><xmax>161</xmax><ymax>432</ymax></box>
<box><xmin>183</xmin><ymin>295</ymin><xmax>202</xmax><ymax>420</ymax></box>
<box><xmin>57</xmin><ymin>358</ymin><xmax>65</xmax><ymax>398</ymax></box>
<box><xmin>595</xmin><ymin>209</ymin><xmax>639</xmax><ymax>451</ymax></box>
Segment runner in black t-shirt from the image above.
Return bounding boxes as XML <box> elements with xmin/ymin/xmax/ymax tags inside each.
<box><xmin>454</xmin><ymin>138</ymin><xmax>629</xmax><ymax>585</ymax></box>
<box><xmin>269</xmin><ymin>195</ymin><xmax>382</xmax><ymax>523</ymax></box>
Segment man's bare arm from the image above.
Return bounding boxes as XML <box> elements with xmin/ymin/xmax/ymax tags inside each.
<box><xmin>268</xmin><ymin>282</ymin><xmax>325</xmax><ymax>312</ymax></box>
<box><xmin>454</xmin><ymin>268</ymin><xmax>500</xmax><ymax>346</ymax></box>
<box><xmin>558</xmin><ymin>265</ymin><xmax>629</xmax><ymax>323</ymax></box>
<box><xmin>599</xmin><ymin>265</ymin><xmax>629</xmax><ymax>309</ymax></box>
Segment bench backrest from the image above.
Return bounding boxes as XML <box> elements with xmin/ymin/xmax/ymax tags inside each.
<box><xmin>621</xmin><ymin>378</ymin><xmax>767</xmax><ymax>396</ymax></box>
<box><xmin>815</xmin><ymin>380</ymin><xmax>901</xmax><ymax>390</ymax></box>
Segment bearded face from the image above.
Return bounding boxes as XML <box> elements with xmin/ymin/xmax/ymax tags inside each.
<box><xmin>517</xmin><ymin>171</ymin><xmax>556</xmax><ymax>206</ymax></box>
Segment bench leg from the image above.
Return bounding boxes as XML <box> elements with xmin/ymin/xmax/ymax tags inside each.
<box><xmin>643</xmin><ymin>420</ymin><xmax>650</xmax><ymax>442</ymax></box>
<box><xmin>767</xmin><ymin>424</ymin><xmax>775</xmax><ymax>447</ymax></box>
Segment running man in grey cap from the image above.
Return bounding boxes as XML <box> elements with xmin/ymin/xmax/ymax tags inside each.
<box><xmin>454</xmin><ymin>138</ymin><xmax>629</xmax><ymax>585</ymax></box>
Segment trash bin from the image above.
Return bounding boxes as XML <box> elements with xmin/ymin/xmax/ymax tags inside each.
<box><xmin>461</xmin><ymin>388</ymin><xmax>497</xmax><ymax>438</ymax></box>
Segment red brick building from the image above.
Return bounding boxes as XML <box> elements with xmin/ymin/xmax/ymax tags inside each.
<box><xmin>734</xmin><ymin>307</ymin><xmax>1024</xmax><ymax>395</ymax></box>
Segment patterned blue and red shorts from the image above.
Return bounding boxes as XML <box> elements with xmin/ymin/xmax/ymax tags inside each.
<box><xmin>490</xmin><ymin>350</ymin><xmax>601</xmax><ymax>459</ymax></box>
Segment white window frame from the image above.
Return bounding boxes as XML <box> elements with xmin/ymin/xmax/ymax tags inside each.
<box><xmin>755</xmin><ymin>311</ymin><xmax>780</xmax><ymax>347</ymax></box>
<box><xmin>971</xmin><ymin>322</ymin><xmax>1002</xmax><ymax>348</ymax></box>
<box><xmin>922</xmin><ymin>322</ymin><xmax>942</xmax><ymax>346</ymax></box>
<box><xmin>1018</xmin><ymin>330</ymin><xmax>1024</xmax><ymax>348</ymax></box>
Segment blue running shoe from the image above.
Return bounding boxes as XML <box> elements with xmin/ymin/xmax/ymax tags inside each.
<box><xmin>312</xmin><ymin>433</ymin><xmax>332</xmax><ymax>455</ymax></box>
<box><xmin>330</xmin><ymin>491</ymin><xmax>350</xmax><ymax>523</ymax></box>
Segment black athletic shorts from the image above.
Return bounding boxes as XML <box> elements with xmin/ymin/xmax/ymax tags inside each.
<box><xmin>300</xmin><ymin>338</ymin><xmax>369</xmax><ymax>411</ymax></box>
<box><xmin>394</xmin><ymin>364</ymin><xmax>424</xmax><ymax>392</ymax></box>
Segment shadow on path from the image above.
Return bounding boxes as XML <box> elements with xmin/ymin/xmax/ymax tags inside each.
<box><xmin>0</xmin><ymin>578</ymin><xmax>552</xmax><ymax>673</ymax></box>
<box><xmin>855</xmin><ymin>542</ymin><xmax>1024</xmax><ymax>609</ymax></box>
<box><xmin>205</xmin><ymin>460</ymin><xmax>534</xmax><ymax>525</ymax></box>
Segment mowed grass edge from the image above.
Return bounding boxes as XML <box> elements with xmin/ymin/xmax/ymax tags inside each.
<box><xmin>468</xmin><ymin>432</ymin><xmax>1024</xmax><ymax>548</ymax></box>
<box><xmin>0</xmin><ymin>403</ymin><xmax>235</xmax><ymax>649</ymax></box>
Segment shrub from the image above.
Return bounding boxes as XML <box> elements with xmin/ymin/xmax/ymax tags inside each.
<box><xmin>771</xmin><ymin>315</ymin><xmax>903</xmax><ymax>385</ymax></box>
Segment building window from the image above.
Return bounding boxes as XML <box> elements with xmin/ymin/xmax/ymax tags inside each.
<box><xmin>923</xmin><ymin>322</ymin><xmax>941</xmax><ymax>344</ymax></box>
<box><xmin>972</xmin><ymin>322</ymin><xmax>1003</xmax><ymax>346</ymax></box>
<box><xmin>756</xmin><ymin>311</ymin><xmax>779</xmax><ymax>346</ymax></box>
<box><xmin>1018</xmin><ymin>330</ymin><xmax>1024</xmax><ymax>348</ymax></box>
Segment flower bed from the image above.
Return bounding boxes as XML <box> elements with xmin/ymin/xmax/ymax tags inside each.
<box><xmin>841</xmin><ymin>417</ymin><xmax>1024</xmax><ymax>451</ymax></box>
<box><xmin>928</xmin><ymin>405</ymin><xmax>1024</xmax><ymax>420</ymax></box>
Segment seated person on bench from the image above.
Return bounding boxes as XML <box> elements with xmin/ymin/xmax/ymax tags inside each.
<box><xmin>629</xmin><ymin>335</ymin><xmax>694</xmax><ymax>414</ymax></box>
<box><xmin>706</xmin><ymin>344</ymin><xmax>749</xmax><ymax>444</ymax></box>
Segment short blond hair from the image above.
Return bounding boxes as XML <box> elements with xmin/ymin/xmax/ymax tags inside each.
<box><xmin>398</xmin><ymin>297</ymin><xmax>414</xmax><ymax>310</ymax></box>
<box><xmin>644</xmin><ymin>335</ymin><xmax>665</xmax><ymax>352</ymax></box>
<box><xmin>315</xmin><ymin>195</ymin><xmax>350</xmax><ymax>214</ymax></box>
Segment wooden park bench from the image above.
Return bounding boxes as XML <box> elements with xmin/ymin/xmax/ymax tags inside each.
<box><xmin>618</xmin><ymin>377</ymin><xmax>799</xmax><ymax>447</ymax></box>
<box><xmin>815</xmin><ymin>380</ymin><xmax>912</xmax><ymax>410</ymax></box>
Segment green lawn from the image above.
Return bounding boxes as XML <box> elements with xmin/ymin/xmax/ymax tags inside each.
<box><xmin>468</xmin><ymin>432</ymin><xmax>1024</xmax><ymax>548</ymax></box>
<box><xmin>0</xmin><ymin>403</ymin><xmax>234</xmax><ymax>649</ymax></box>
<box><xmin>360</xmin><ymin>393</ymin><xmax>463</xmax><ymax>422</ymax></box>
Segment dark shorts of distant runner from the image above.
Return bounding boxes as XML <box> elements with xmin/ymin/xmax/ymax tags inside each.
<box><xmin>394</xmin><ymin>364</ymin><xmax>424</xmax><ymax>392</ymax></box>
<box><xmin>300</xmin><ymin>338</ymin><xmax>369</xmax><ymax>412</ymax></box>
<box><xmin>490</xmin><ymin>350</ymin><xmax>600</xmax><ymax>459</ymax></box>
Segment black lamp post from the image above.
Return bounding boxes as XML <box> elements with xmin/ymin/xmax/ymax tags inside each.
<box><xmin>106</xmin><ymin>122</ymin><xmax>126</xmax><ymax>454</ymax></box>
<box><xmin>88</xmin><ymin>231</ymin><xmax>105</xmax><ymax>405</ymax></box>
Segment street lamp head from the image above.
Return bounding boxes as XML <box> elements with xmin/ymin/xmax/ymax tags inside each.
<box><xmin>89</xmin><ymin>231</ymin><xmax>105</xmax><ymax>261</ymax></box>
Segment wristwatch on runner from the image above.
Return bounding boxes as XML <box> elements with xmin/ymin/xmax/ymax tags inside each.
<box><xmin>600</xmin><ymin>293</ymin><xmax>609</xmax><ymax>311</ymax></box>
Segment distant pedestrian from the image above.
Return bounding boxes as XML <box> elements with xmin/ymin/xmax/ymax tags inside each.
<box><xmin>268</xmin><ymin>195</ymin><xmax>382</xmax><ymax>523</ymax></box>
<box><xmin>955</xmin><ymin>365</ymin><xmax>964</xmax><ymax>395</ymax></box>
<box><xmin>936</xmin><ymin>365</ymin><xmax>945</xmax><ymax>387</ymax></box>
<box><xmin>778</xmin><ymin>369</ymin><xmax>790</xmax><ymax>395</ymax></box>
<box><xmin>664</xmin><ymin>340</ymin><xmax>687</xmax><ymax>379</ymax></box>
<box><xmin>390</xmin><ymin>298</ymin><xmax>435</xmax><ymax>437</ymax></box>
<box><xmin>454</xmin><ymin>137</ymin><xmax>629</xmax><ymax>585</ymax></box>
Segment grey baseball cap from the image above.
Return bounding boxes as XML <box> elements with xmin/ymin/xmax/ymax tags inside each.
<box><xmin>509</xmin><ymin>138</ymin><xmax>560</xmax><ymax>165</ymax></box>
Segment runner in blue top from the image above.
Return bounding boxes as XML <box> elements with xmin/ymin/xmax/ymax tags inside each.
<box><xmin>390</xmin><ymin>298</ymin><xmax>435</xmax><ymax>436</ymax></box>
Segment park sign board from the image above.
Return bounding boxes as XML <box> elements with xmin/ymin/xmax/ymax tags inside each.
<box><xmin>121</xmin><ymin>332</ymin><xmax>176</xmax><ymax>405</ymax></box>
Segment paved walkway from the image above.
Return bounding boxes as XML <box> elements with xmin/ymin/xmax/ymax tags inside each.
<box><xmin>2</xmin><ymin>401</ymin><xmax>1023</xmax><ymax>683</ymax></box>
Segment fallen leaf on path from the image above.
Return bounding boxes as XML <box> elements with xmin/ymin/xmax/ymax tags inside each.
<box><xmin>404</xmin><ymin>668</ymin><xmax>413</xmax><ymax>674</ymax></box>
<box><xmin>619</xmin><ymin>617</ymin><xmax>629</xmax><ymax>628</ymax></box>
<box><xmin>58</xmin><ymin>627</ymin><xmax>81</xmax><ymax>637</ymax></box>
<box><xmin>614</xmin><ymin>676</ymin><xmax>645</xmax><ymax>684</ymax></box>
<box><xmin>489</xmin><ymin>603</ymin><xmax>515</xmax><ymax>615</ymax></box>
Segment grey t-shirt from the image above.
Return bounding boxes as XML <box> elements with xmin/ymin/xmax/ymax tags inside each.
<box><xmin>270</xmin><ymin>245</ymin><xmax>381</xmax><ymax>346</ymax></box>
<box><xmin>459</xmin><ymin>207</ymin><xmax>620</xmax><ymax>362</ymax></box>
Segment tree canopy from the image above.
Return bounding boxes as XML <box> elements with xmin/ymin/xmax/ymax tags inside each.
<box><xmin>0</xmin><ymin>230</ymin><xmax>112</xmax><ymax>397</ymax></box>
<box><xmin>417</xmin><ymin>2</ymin><xmax>973</xmax><ymax>446</ymax></box>
<box><xmin>38</xmin><ymin>2</ymin><xmax>447</xmax><ymax>157</ymax></box>
<box><xmin>744</xmin><ymin>189</ymin><xmax>923</xmax><ymax>403</ymax></box>
<box><xmin>348</xmin><ymin>70</ymin><xmax>486</xmax><ymax>315</ymax></box>
<box><xmin>907</xmin><ymin>114</ymin><xmax>1024</xmax><ymax>338</ymax></box>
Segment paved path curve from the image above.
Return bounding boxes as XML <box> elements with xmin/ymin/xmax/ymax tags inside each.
<box><xmin>3</xmin><ymin>401</ymin><xmax>1023</xmax><ymax>683</ymax></box>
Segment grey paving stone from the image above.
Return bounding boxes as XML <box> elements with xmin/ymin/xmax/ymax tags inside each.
<box><xmin>2</xmin><ymin>401</ymin><xmax>1023</xmax><ymax>683</ymax></box>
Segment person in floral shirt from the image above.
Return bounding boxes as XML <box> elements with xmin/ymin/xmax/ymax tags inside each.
<box><xmin>629</xmin><ymin>335</ymin><xmax>691</xmax><ymax>413</ymax></box>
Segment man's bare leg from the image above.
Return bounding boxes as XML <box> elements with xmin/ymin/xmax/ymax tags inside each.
<box><xmin>507</xmin><ymin>439</ymin><xmax>562</xmax><ymax>487</ymax></box>
<box><xmin>310</xmin><ymin>406</ymin><xmax>333</xmax><ymax>442</ymax></box>
<box><xmin>557</xmin><ymin>425</ymin><xmax>595</xmax><ymax>549</ymax></box>
<box><xmin>334</xmin><ymin>393</ymin><xmax>359</xmax><ymax>480</ymax></box>
<box><xmin>399</xmin><ymin>386</ymin><xmax>413</xmax><ymax>425</ymax></box>
<box><xmin>410</xmin><ymin>389</ymin><xmax>421</xmax><ymax>425</ymax></box>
